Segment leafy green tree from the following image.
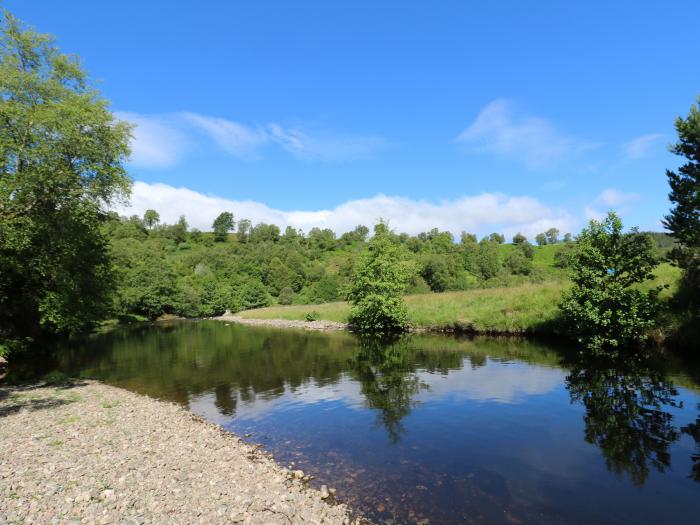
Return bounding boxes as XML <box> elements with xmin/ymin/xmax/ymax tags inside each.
<box><xmin>563</xmin><ymin>232</ymin><xmax>573</xmax><ymax>243</ymax></box>
<box><xmin>476</xmin><ymin>238</ymin><xmax>501</xmax><ymax>280</ymax></box>
<box><xmin>460</xmin><ymin>232</ymin><xmax>477</xmax><ymax>244</ymax></box>
<box><xmin>212</xmin><ymin>211</ymin><xmax>234</xmax><ymax>242</ymax></box>
<box><xmin>237</xmin><ymin>218</ymin><xmax>252</xmax><ymax>243</ymax></box>
<box><xmin>512</xmin><ymin>232</ymin><xmax>527</xmax><ymax>245</ymax></box>
<box><xmin>164</xmin><ymin>215</ymin><xmax>188</xmax><ymax>244</ymax></box>
<box><xmin>506</xmin><ymin>249</ymin><xmax>532</xmax><ymax>275</ymax></box>
<box><xmin>420</xmin><ymin>255</ymin><xmax>451</xmax><ymax>292</ymax></box>
<box><xmin>234</xmin><ymin>280</ymin><xmax>272</xmax><ymax>311</ymax></box>
<box><xmin>488</xmin><ymin>232</ymin><xmax>505</xmax><ymax>244</ymax></box>
<box><xmin>663</xmin><ymin>97</ymin><xmax>700</xmax><ymax>301</ymax></box>
<box><xmin>545</xmin><ymin>227</ymin><xmax>560</xmax><ymax>244</ymax></box>
<box><xmin>143</xmin><ymin>209</ymin><xmax>160</xmax><ymax>230</ymax></box>
<box><xmin>535</xmin><ymin>233</ymin><xmax>548</xmax><ymax>246</ymax></box>
<box><xmin>0</xmin><ymin>12</ymin><xmax>132</xmax><ymax>345</ymax></box>
<box><xmin>278</xmin><ymin>286</ymin><xmax>294</xmax><ymax>305</ymax></box>
<box><xmin>559</xmin><ymin>212</ymin><xmax>659</xmax><ymax>355</ymax></box>
<box><xmin>347</xmin><ymin>225</ymin><xmax>412</xmax><ymax>332</ymax></box>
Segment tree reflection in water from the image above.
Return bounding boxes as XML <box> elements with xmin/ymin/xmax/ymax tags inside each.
<box><xmin>681</xmin><ymin>407</ymin><xmax>700</xmax><ymax>482</ymax></box>
<box><xmin>565</xmin><ymin>355</ymin><xmax>683</xmax><ymax>485</ymax></box>
<box><xmin>347</xmin><ymin>335</ymin><xmax>428</xmax><ymax>443</ymax></box>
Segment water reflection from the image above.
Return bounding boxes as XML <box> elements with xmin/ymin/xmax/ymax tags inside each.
<box><xmin>348</xmin><ymin>336</ymin><xmax>429</xmax><ymax>442</ymax></box>
<box><xmin>564</xmin><ymin>354</ymin><xmax>697</xmax><ymax>485</ymax></box>
<box><xmin>6</xmin><ymin>322</ymin><xmax>700</xmax><ymax>524</ymax></box>
<box><xmin>682</xmin><ymin>407</ymin><xmax>700</xmax><ymax>482</ymax></box>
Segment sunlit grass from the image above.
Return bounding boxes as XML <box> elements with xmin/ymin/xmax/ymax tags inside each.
<box><xmin>240</xmin><ymin>263</ymin><xmax>681</xmax><ymax>333</ymax></box>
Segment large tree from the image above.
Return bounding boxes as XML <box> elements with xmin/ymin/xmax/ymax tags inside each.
<box><xmin>0</xmin><ymin>11</ymin><xmax>132</xmax><ymax>350</ymax></box>
<box><xmin>559</xmin><ymin>212</ymin><xmax>659</xmax><ymax>355</ymax></box>
<box><xmin>663</xmin><ymin>98</ymin><xmax>700</xmax><ymax>301</ymax></box>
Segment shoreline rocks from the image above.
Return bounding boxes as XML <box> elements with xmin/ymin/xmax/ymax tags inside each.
<box><xmin>214</xmin><ymin>314</ymin><xmax>349</xmax><ymax>332</ymax></box>
<box><xmin>0</xmin><ymin>380</ymin><xmax>364</xmax><ymax>524</ymax></box>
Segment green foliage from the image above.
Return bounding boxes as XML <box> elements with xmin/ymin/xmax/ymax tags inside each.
<box><xmin>664</xmin><ymin>97</ymin><xmax>700</xmax><ymax>303</ymax></box>
<box><xmin>347</xmin><ymin>227</ymin><xmax>412</xmax><ymax>332</ymax></box>
<box><xmin>304</xmin><ymin>311</ymin><xmax>320</xmax><ymax>322</ymax></box>
<box><xmin>212</xmin><ymin>211</ymin><xmax>234</xmax><ymax>242</ymax></box>
<box><xmin>143</xmin><ymin>209</ymin><xmax>160</xmax><ymax>229</ymax></box>
<box><xmin>535</xmin><ymin>233</ymin><xmax>548</xmax><ymax>246</ymax></box>
<box><xmin>545</xmin><ymin>227</ymin><xmax>560</xmax><ymax>244</ymax></box>
<box><xmin>505</xmin><ymin>248</ymin><xmax>533</xmax><ymax>275</ymax></box>
<box><xmin>233</xmin><ymin>280</ymin><xmax>272</xmax><ymax>312</ymax></box>
<box><xmin>559</xmin><ymin>212</ymin><xmax>660</xmax><ymax>355</ymax></box>
<box><xmin>476</xmin><ymin>238</ymin><xmax>501</xmax><ymax>280</ymax></box>
<box><xmin>278</xmin><ymin>286</ymin><xmax>294</xmax><ymax>305</ymax></box>
<box><xmin>512</xmin><ymin>232</ymin><xmax>527</xmax><ymax>245</ymax></box>
<box><xmin>0</xmin><ymin>12</ymin><xmax>131</xmax><ymax>343</ymax></box>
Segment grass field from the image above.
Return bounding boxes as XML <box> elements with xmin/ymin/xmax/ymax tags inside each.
<box><xmin>240</xmin><ymin>263</ymin><xmax>683</xmax><ymax>334</ymax></box>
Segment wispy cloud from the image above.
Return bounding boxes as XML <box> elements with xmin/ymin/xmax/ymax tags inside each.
<box><xmin>117</xmin><ymin>111</ymin><xmax>386</xmax><ymax>167</ymax></box>
<box><xmin>584</xmin><ymin>188</ymin><xmax>640</xmax><ymax>220</ymax></box>
<box><xmin>456</xmin><ymin>99</ymin><xmax>594</xmax><ymax>169</ymax></box>
<box><xmin>623</xmin><ymin>133</ymin><xmax>664</xmax><ymax>160</ymax></box>
<box><xmin>181</xmin><ymin>112</ymin><xmax>268</xmax><ymax>157</ymax></box>
<box><xmin>115</xmin><ymin>112</ymin><xmax>190</xmax><ymax>168</ymax></box>
<box><xmin>267</xmin><ymin>123</ymin><xmax>386</xmax><ymax>161</ymax></box>
<box><xmin>117</xmin><ymin>181</ymin><xmax>575</xmax><ymax>240</ymax></box>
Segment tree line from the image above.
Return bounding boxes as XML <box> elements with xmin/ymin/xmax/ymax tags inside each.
<box><xmin>0</xmin><ymin>11</ymin><xmax>697</xmax><ymax>356</ymax></box>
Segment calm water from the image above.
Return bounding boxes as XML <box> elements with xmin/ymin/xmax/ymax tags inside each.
<box><xmin>7</xmin><ymin>321</ymin><xmax>700</xmax><ymax>524</ymax></box>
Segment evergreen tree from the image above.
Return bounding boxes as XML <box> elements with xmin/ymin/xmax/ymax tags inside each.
<box><xmin>663</xmin><ymin>98</ymin><xmax>700</xmax><ymax>301</ymax></box>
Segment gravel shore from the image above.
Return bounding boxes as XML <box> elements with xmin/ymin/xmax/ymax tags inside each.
<box><xmin>214</xmin><ymin>315</ymin><xmax>348</xmax><ymax>332</ymax></box>
<box><xmin>0</xmin><ymin>380</ymin><xmax>360</xmax><ymax>524</ymax></box>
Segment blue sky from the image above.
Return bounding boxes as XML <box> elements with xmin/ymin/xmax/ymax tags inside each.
<box><xmin>8</xmin><ymin>1</ymin><xmax>700</xmax><ymax>237</ymax></box>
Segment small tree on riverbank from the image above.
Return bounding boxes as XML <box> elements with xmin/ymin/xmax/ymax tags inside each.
<box><xmin>559</xmin><ymin>212</ymin><xmax>659</xmax><ymax>355</ymax></box>
<box><xmin>347</xmin><ymin>223</ymin><xmax>412</xmax><ymax>332</ymax></box>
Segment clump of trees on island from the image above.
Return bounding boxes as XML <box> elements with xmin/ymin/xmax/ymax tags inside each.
<box><xmin>0</xmin><ymin>11</ymin><xmax>698</xmax><ymax>357</ymax></box>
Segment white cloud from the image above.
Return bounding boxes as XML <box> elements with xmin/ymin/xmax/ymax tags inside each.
<box><xmin>585</xmin><ymin>188</ymin><xmax>640</xmax><ymax>220</ymax></box>
<box><xmin>267</xmin><ymin>123</ymin><xmax>386</xmax><ymax>161</ymax></box>
<box><xmin>597</xmin><ymin>188</ymin><xmax>639</xmax><ymax>207</ymax></box>
<box><xmin>115</xmin><ymin>112</ymin><xmax>189</xmax><ymax>168</ymax></box>
<box><xmin>181</xmin><ymin>112</ymin><xmax>268</xmax><ymax>157</ymax></box>
<box><xmin>117</xmin><ymin>181</ymin><xmax>575</xmax><ymax>239</ymax></box>
<box><xmin>116</xmin><ymin>111</ymin><xmax>385</xmax><ymax>165</ymax></box>
<box><xmin>456</xmin><ymin>99</ymin><xmax>594</xmax><ymax>169</ymax></box>
<box><xmin>623</xmin><ymin>133</ymin><xmax>664</xmax><ymax>160</ymax></box>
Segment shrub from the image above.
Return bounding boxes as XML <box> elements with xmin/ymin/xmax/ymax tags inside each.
<box><xmin>304</xmin><ymin>311</ymin><xmax>320</xmax><ymax>322</ymax></box>
<box><xmin>559</xmin><ymin>212</ymin><xmax>659</xmax><ymax>355</ymax></box>
<box><xmin>278</xmin><ymin>287</ymin><xmax>294</xmax><ymax>305</ymax></box>
<box><xmin>347</xmin><ymin>225</ymin><xmax>412</xmax><ymax>332</ymax></box>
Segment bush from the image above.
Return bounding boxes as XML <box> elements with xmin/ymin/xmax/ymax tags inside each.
<box><xmin>505</xmin><ymin>249</ymin><xmax>533</xmax><ymax>275</ymax></box>
<box><xmin>304</xmin><ymin>311</ymin><xmax>320</xmax><ymax>322</ymax></box>
<box><xmin>559</xmin><ymin>212</ymin><xmax>659</xmax><ymax>355</ymax></box>
<box><xmin>347</xmin><ymin>225</ymin><xmax>412</xmax><ymax>332</ymax></box>
<box><xmin>232</xmin><ymin>281</ymin><xmax>272</xmax><ymax>312</ymax></box>
<box><xmin>278</xmin><ymin>287</ymin><xmax>294</xmax><ymax>305</ymax></box>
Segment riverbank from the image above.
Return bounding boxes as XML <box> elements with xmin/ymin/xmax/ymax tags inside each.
<box><xmin>216</xmin><ymin>314</ymin><xmax>348</xmax><ymax>332</ymax></box>
<box><xmin>0</xmin><ymin>380</ymin><xmax>361</xmax><ymax>524</ymax></box>
<box><xmin>234</xmin><ymin>282</ymin><xmax>566</xmax><ymax>334</ymax></box>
